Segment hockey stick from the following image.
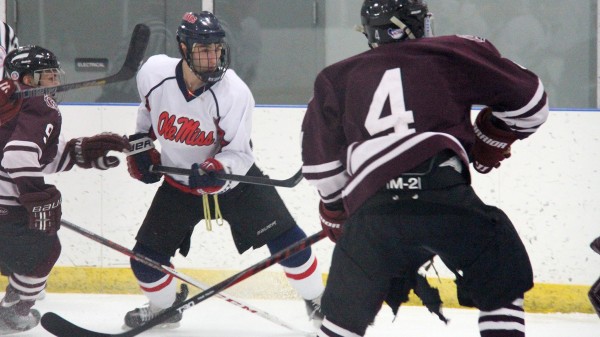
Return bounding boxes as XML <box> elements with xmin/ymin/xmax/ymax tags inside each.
<box><xmin>12</xmin><ymin>23</ymin><xmax>150</xmax><ymax>99</ymax></box>
<box><xmin>149</xmin><ymin>164</ymin><xmax>303</xmax><ymax>188</ymax></box>
<box><xmin>58</xmin><ymin>219</ymin><xmax>314</xmax><ymax>336</ymax></box>
<box><xmin>41</xmin><ymin>230</ymin><xmax>326</xmax><ymax>337</ymax></box>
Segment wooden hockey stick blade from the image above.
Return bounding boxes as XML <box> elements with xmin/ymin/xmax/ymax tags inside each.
<box><xmin>13</xmin><ymin>23</ymin><xmax>150</xmax><ymax>99</ymax></box>
<box><xmin>41</xmin><ymin>230</ymin><xmax>326</xmax><ymax>337</ymax></box>
<box><xmin>58</xmin><ymin>219</ymin><xmax>314</xmax><ymax>336</ymax></box>
<box><xmin>149</xmin><ymin>164</ymin><xmax>303</xmax><ymax>188</ymax></box>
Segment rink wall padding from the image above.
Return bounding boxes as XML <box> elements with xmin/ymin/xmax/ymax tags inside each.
<box><xmin>0</xmin><ymin>267</ymin><xmax>592</xmax><ymax>314</ymax></box>
<box><xmin>32</xmin><ymin>105</ymin><xmax>600</xmax><ymax>315</ymax></box>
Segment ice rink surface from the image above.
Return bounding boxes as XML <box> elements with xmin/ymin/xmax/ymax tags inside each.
<box><xmin>14</xmin><ymin>292</ymin><xmax>600</xmax><ymax>337</ymax></box>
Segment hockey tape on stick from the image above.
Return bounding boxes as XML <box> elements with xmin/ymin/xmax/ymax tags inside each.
<box><xmin>56</xmin><ymin>219</ymin><xmax>314</xmax><ymax>336</ymax></box>
<box><xmin>149</xmin><ymin>164</ymin><xmax>303</xmax><ymax>188</ymax></box>
<box><xmin>12</xmin><ymin>23</ymin><xmax>150</xmax><ymax>99</ymax></box>
<box><xmin>41</xmin><ymin>229</ymin><xmax>325</xmax><ymax>336</ymax></box>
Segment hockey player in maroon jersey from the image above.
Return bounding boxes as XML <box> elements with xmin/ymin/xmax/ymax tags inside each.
<box><xmin>0</xmin><ymin>45</ymin><xmax>129</xmax><ymax>334</ymax></box>
<box><xmin>123</xmin><ymin>11</ymin><xmax>325</xmax><ymax>329</ymax></box>
<box><xmin>301</xmin><ymin>1</ymin><xmax>549</xmax><ymax>336</ymax></box>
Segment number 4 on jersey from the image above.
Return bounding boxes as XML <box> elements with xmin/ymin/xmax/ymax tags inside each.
<box><xmin>365</xmin><ymin>68</ymin><xmax>415</xmax><ymax>136</ymax></box>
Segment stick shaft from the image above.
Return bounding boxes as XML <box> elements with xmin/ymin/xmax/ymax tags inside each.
<box><xmin>59</xmin><ymin>219</ymin><xmax>313</xmax><ymax>335</ymax></box>
<box><xmin>150</xmin><ymin>164</ymin><xmax>303</xmax><ymax>188</ymax></box>
<box><xmin>41</xmin><ymin>230</ymin><xmax>326</xmax><ymax>337</ymax></box>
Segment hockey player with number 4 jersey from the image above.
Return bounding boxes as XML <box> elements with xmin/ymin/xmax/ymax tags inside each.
<box><xmin>123</xmin><ymin>11</ymin><xmax>325</xmax><ymax>329</ymax></box>
<box><xmin>301</xmin><ymin>1</ymin><xmax>549</xmax><ymax>336</ymax></box>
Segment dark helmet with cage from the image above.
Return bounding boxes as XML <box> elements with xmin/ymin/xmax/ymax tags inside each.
<box><xmin>360</xmin><ymin>0</ymin><xmax>432</xmax><ymax>48</ymax></box>
<box><xmin>176</xmin><ymin>11</ymin><xmax>230</xmax><ymax>84</ymax></box>
<box><xmin>4</xmin><ymin>45</ymin><xmax>64</xmax><ymax>87</ymax></box>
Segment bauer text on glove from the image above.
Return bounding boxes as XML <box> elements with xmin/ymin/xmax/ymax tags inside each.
<box><xmin>18</xmin><ymin>185</ymin><xmax>62</xmax><ymax>235</ymax></box>
<box><xmin>126</xmin><ymin>133</ymin><xmax>162</xmax><ymax>184</ymax></box>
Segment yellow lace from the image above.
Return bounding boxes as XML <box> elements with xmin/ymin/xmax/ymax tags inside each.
<box><xmin>202</xmin><ymin>194</ymin><xmax>224</xmax><ymax>231</ymax></box>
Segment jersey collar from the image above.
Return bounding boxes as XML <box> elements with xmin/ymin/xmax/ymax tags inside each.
<box><xmin>176</xmin><ymin>60</ymin><xmax>213</xmax><ymax>102</ymax></box>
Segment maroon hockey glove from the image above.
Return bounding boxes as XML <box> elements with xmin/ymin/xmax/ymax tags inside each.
<box><xmin>0</xmin><ymin>79</ymin><xmax>23</xmax><ymax>126</ymax></box>
<box><xmin>319</xmin><ymin>201</ymin><xmax>347</xmax><ymax>243</ymax></box>
<box><xmin>189</xmin><ymin>158</ymin><xmax>226</xmax><ymax>194</ymax></box>
<box><xmin>471</xmin><ymin>107</ymin><xmax>519</xmax><ymax>174</ymax></box>
<box><xmin>590</xmin><ymin>277</ymin><xmax>600</xmax><ymax>318</ymax></box>
<box><xmin>590</xmin><ymin>236</ymin><xmax>600</xmax><ymax>317</ymax></box>
<box><xmin>68</xmin><ymin>132</ymin><xmax>129</xmax><ymax>170</ymax></box>
<box><xmin>591</xmin><ymin>236</ymin><xmax>600</xmax><ymax>255</ymax></box>
<box><xmin>126</xmin><ymin>133</ymin><xmax>162</xmax><ymax>184</ymax></box>
<box><xmin>18</xmin><ymin>186</ymin><xmax>62</xmax><ymax>235</ymax></box>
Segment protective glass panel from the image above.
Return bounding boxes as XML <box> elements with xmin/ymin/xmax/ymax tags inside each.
<box><xmin>6</xmin><ymin>0</ymin><xmax>596</xmax><ymax>108</ymax></box>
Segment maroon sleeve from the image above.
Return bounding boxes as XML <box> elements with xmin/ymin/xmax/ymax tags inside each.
<box><xmin>448</xmin><ymin>35</ymin><xmax>546</xmax><ymax>115</ymax></box>
<box><xmin>3</xmin><ymin>95</ymin><xmax>62</xmax><ymax>194</ymax></box>
<box><xmin>302</xmin><ymin>72</ymin><xmax>348</xmax><ymax>167</ymax></box>
<box><xmin>301</xmin><ymin>71</ymin><xmax>351</xmax><ymax>207</ymax></box>
<box><xmin>452</xmin><ymin>36</ymin><xmax>547</xmax><ymax>138</ymax></box>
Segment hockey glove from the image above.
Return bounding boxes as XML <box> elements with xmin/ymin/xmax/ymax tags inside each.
<box><xmin>590</xmin><ymin>276</ymin><xmax>600</xmax><ymax>318</ymax></box>
<box><xmin>126</xmin><ymin>133</ymin><xmax>162</xmax><ymax>184</ymax></box>
<box><xmin>18</xmin><ymin>185</ymin><xmax>62</xmax><ymax>235</ymax></box>
<box><xmin>591</xmin><ymin>236</ymin><xmax>600</xmax><ymax>255</ymax></box>
<box><xmin>319</xmin><ymin>201</ymin><xmax>347</xmax><ymax>243</ymax></box>
<box><xmin>68</xmin><ymin>132</ymin><xmax>129</xmax><ymax>170</ymax></box>
<box><xmin>189</xmin><ymin>158</ymin><xmax>226</xmax><ymax>194</ymax></box>
<box><xmin>590</xmin><ymin>236</ymin><xmax>600</xmax><ymax>317</ymax></box>
<box><xmin>471</xmin><ymin>107</ymin><xmax>519</xmax><ymax>174</ymax></box>
<box><xmin>0</xmin><ymin>79</ymin><xmax>23</xmax><ymax>126</ymax></box>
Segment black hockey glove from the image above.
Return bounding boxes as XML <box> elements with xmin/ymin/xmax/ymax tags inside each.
<box><xmin>126</xmin><ymin>133</ymin><xmax>162</xmax><ymax>184</ymax></box>
<box><xmin>68</xmin><ymin>132</ymin><xmax>129</xmax><ymax>170</ymax></box>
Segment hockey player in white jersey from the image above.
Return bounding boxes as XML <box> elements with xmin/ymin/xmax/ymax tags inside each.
<box><xmin>123</xmin><ymin>11</ymin><xmax>325</xmax><ymax>329</ymax></box>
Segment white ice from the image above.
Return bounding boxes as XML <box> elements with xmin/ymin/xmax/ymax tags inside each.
<box><xmin>13</xmin><ymin>292</ymin><xmax>600</xmax><ymax>337</ymax></box>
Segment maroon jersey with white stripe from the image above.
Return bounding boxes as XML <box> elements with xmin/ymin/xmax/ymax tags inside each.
<box><xmin>0</xmin><ymin>93</ymin><xmax>72</xmax><ymax>218</ymax></box>
<box><xmin>301</xmin><ymin>35</ymin><xmax>548</xmax><ymax>214</ymax></box>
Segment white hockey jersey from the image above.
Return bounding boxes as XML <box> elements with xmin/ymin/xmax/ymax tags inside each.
<box><xmin>135</xmin><ymin>55</ymin><xmax>255</xmax><ymax>191</ymax></box>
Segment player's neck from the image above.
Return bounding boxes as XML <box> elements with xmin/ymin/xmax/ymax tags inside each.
<box><xmin>183</xmin><ymin>63</ymin><xmax>206</xmax><ymax>91</ymax></box>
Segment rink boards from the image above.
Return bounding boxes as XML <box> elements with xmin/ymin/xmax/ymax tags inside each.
<box><xmin>27</xmin><ymin>104</ymin><xmax>599</xmax><ymax>314</ymax></box>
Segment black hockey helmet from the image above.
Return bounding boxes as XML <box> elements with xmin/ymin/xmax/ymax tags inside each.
<box><xmin>176</xmin><ymin>11</ymin><xmax>230</xmax><ymax>84</ymax></box>
<box><xmin>4</xmin><ymin>45</ymin><xmax>62</xmax><ymax>85</ymax></box>
<box><xmin>360</xmin><ymin>0</ymin><xmax>432</xmax><ymax>48</ymax></box>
